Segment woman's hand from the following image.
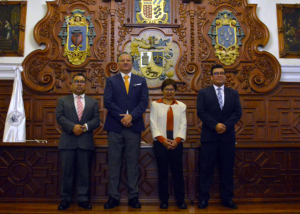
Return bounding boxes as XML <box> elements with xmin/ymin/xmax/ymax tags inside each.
<box><xmin>162</xmin><ymin>139</ymin><xmax>173</xmax><ymax>150</ymax></box>
<box><xmin>169</xmin><ymin>140</ymin><xmax>179</xmax><ymax>150</ymax></box>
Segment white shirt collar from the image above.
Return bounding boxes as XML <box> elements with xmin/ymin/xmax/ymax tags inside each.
<box><xmin>120</xmin><ymin>71</ymin><xmax>132</xmax><ymax>79</ymax></box>
<box><xmin>73</xmin><ymin>93</ymin><xmax>85</xmax><ymax>99</ymax></box>
<box><xmin>213</xmin><ymin>84</ymin><xmax>224</xmax><ymax>90</ymax></box>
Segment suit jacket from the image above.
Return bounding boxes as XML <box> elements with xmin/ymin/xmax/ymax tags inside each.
<box><xmin>197</xmin><ymin>86</ymin><xmax>242</xmax><ymax>143</ymax></box>
<box><xmin>150</xmin><ymin>100</ymin><xmax>187</xmax><ymax>141</ymax></box>
<box><xmin>104</xmin><ymin>73</ymin><xmax>149</xmax><ymax>133</ymax></box>
<box><xmin>56</xmin><ymin>95</ymin><xmax>100</xmax><ymax>150</ymax></box>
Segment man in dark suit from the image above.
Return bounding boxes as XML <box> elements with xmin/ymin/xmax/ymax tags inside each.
<box><xmin>197</xmin><ymin>64</ymin><xmax>242</xmax><ymax>209</ymax></box>
<box><xmin>56</xmin><ymin>73</ymin><xmax>100</xmax><ymax>210</ymax></box>
<box><xmin>103</xmin><ymin>52</ymin><xmax>149</xmax><ymax>209</ymax></box>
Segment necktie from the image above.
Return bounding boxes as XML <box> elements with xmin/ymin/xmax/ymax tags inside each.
<box><xmin>124</xmin><ymin>75</ymin><xmax>129</xmax><ymax>94</ymax></box>
<box><xmin>77</xmin><ymin>95</ymin><xmax>83</xmax><ymax>121</ymax></box>
<box><xmin>217</xmin><ymin>88</ymin><xmax>223</xmax><ymax>110</ymax></box>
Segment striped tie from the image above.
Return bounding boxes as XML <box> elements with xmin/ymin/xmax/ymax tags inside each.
<box><xmin>217</xmin><ymin>88</ymin><xmax>223</xmax><ymax>110</ymax></box>
<box><xmin>77</xmin><ymin>95</ymin><xmax>83</xmax><ymax>121</ymax></box>
<box><xmin>124</xmin><ymin>75</ymin><xmax>129</xmax><ymax>94</ymax></box>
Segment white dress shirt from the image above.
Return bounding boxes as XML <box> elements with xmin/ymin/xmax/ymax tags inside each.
<box><xmin>73</xmin><ymin>93</ymin><xmax>88</xmax><ymax>130</ymax></box>
<box><xmin>213</xmin><ymin>84</ymin><xmax>225</xmax><ymax>108</ymax></box>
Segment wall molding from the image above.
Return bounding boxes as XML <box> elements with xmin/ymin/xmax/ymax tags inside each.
<box><xmin>0</xmin><ymin>63</ymin><xmax>299</xmax><ymax>82</ymax></box>
<box><xmin>280</xmin><ymin>65</ymin><xmax>300</xmax><ymax>82</ymax></box>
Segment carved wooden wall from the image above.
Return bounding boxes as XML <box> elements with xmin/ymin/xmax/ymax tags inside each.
<box><xmin>0</xmin><ymin>0</ymin><xmax>300</xmax><ymax>202</ymax></box>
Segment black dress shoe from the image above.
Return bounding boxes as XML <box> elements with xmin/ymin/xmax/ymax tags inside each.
<box><xmin>78</xmin><ymin>201</ymin><xmax>92</xmax><ymax>209</ymax></box>
<box><xmin>222</xmin><ymin>200</ymin><xmax>237</xmax><ymax>209</ymax></box>
<box><xmin>160</xmin><ymin>202</ymin><xmax>168</xmax><ymax>209</ymax></box>
<box><xmin>104</xmin><ymin>196</ymin><xmax>120</xmax><ymax>209</ymax></box>
<box><xmin>128</xmin><ymin>197</ymin><xmax>141</xmax><ymax>208</ymax></box>
<box><xmin>176</xmin><ymin>202</ymin><xmax>187</xmax><ymax>209</ymax></box>
<box><xmin>58</xmin><ymin>200</ymin><xmax>70</xmax><ymax>210</ymax></box>
<box><xmin>198</xmin><ymin>200</ymin><xmax>208</xmax><ymax>209</ymax></box>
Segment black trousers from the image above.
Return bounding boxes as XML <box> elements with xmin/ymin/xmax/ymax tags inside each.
<box><xmin>153</xmin><ymin>131</ymin><xmax>185</xmax><ymax>203</ymax></box>
<box><xmin>60</xmin><ymin>148</ymin><xmax>93</xmax><ymax>202</ymax></box>
<box><xmin>199</xmin><ymin>140</ymin><xmax>235</xmax><ymax>202</ymax></box>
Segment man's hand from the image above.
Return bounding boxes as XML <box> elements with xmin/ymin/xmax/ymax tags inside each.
<box><xmin>215</xmin><ymin>123</ymin><xmax>226</xmax><ymax>134</ymax></box>
<box><xmin>73</xmin><ymin>124</ymin><xmax>84</xmax><ymax>136</ymax></box>
<box><xmin>120</xmin><ymin>114</ymin><xmax>133</xmax><ymax>127</ymax></box>
<box><xmin>81</xmin><ymin>124</ymin><xmax>87</xmax><ymax>132</ymax></box>
<box><xmin>124</xmin><ymin>122</ymin><xmax>133</xmax><ymax>128</ymax></box>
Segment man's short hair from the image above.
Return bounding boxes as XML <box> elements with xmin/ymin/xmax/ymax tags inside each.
<box><xmin>161</xmin><ymin>78</ymin><xmax>177</xmax><ymax>91</ymax></box>
<box><xmin>72</xmin><ymin>73</ymin><xmax>86</xmax><ymax>82</ymax></box>
<box><xmin>117</xmin><ymin>52</ymin><xmax>134</xmax><ymax>63</ymax></box>
<box><xmin>210</xmin><ymin>64</ymin><xmax>225</xmax><ymax>75</ymax></box>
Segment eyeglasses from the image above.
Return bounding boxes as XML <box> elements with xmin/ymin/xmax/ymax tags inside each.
<box><xmin>163</xmin><ymin>88</ymin><xmax>175</xmax><ymax>92</ymax></box>
<box><xmin>73</xmin><ymin>80</ymin><xmax>86</xmax><ymax>85</ymax></box>
<box><xmin>213</xmin><ymin>72</ymin><xmax>225</xmax><ymax>76</ymax></box>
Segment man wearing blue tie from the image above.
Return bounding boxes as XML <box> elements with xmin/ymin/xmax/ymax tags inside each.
<box><xmin>197</xmin><ymin>64</ymin><xmax>242</xmax><ymax>209</ymax></box>
<box><xmin>103</xmin><ymin>52</ymin><xmax>149</xmax><ymax>209</ymax></box>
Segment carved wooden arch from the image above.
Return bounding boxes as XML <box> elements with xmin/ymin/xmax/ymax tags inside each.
<box><xmin>21</xmin><ymin>0</ymin><xmax>280</xmax><ymax>95</ymax></box>
<box><xmin>22</xmin><ymin>0</ymin><xmax>109</xmax><ymax>94</ymax></box>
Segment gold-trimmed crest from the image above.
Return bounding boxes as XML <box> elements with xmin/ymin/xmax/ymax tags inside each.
<box><xmin>136</xmin><ymin>0</ymin><xmax>169</xmax><ymax>24</ymax></box>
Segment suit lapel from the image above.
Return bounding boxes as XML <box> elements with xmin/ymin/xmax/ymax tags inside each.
<box><xmin>128</xmin><ymin>74</ymin><xmax>136</xmax><ymax>98</ymax></box>
<box><xmin>117</xmin><ymin>73</ymin><xmax>128</xmax><ymax>97</ymax></box>
<box><xmin>223</xmin><ymin>87</ymin><xmax>230</xmax><ymax>111</ymax></box>
<box><xmin>67</xmin><ymin>95</ymin><xmax>78</xmax><ymax>119</ymax></box>
<box><xmin>81</xmin><ymin>95</ymin><xmax>89</xmax><ymax>121</ymax></box>
<box><xmin>209</xmin><ymin>86</ymin><xmax>221</xmax><ymax>110</ymax></box>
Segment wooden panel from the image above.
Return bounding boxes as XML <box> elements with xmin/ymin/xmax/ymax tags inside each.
<box><xmin>1</xmin><ymin>144</ymin><xmax>300</xmax><ymax>202</ymax></box>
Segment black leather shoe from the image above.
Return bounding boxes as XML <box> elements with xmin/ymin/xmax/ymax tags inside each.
<box><xmin>128</xmin><ymin>197</ymin><xmax>141</xmax><ymax>208</ymax></box>
<box><xmin>198</xmin><ymin>200</ymin><xmax>208</xmax><ymax>209</ymax></box>
<box><xmin>222</xmin><ymin>200</ymin><xmax>237</xmax><ymax>209</ymax></box>
<box><xmin>78</xmin><ymin>201</ymin><xmax>92</xmax><ymax>209</ymax></box>
<box><xmin>104</xmin><ymin>196</ymin><xmax>120</xmax><ymax>209</ymax></box>
<box><xmin>176</xmin><ymin>202</ymin><xmax>187</xmax><ymax>209</ymax></box>
<box><xmin>58</xmin><ymin>200</ymin><xmax>69</xmax><ymax>210</ymax></box>
<box><xmin>160</xmin><ymin>202</ymin><xmax>168</xmax><ymax>209</ymax></box>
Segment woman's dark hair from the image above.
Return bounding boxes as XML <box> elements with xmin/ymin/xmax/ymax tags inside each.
<box><xmin>161</xmin><ymin>78</ymin><xmax>177</xmax><ymax>91</ymax></box>
<box><xmin>210</xmin><ymin>64</ymin><xmax>225</xmax><ymax>75</ymax></box>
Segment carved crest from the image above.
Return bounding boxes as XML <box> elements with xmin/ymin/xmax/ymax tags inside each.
<box><xmin>58</xmin><ymin>9</ymin><xmax>96</xmax><ymax>65</ymax></box>
<box><xmin>130</xmin><ymin>36</ymin><xmax>174</xmax><ymax>80</ymax></box>
<box><xmin>208</xmin><ymin>10</ymin><xmax>245</xmax><ymax>65</ymax></box>
<box><xmin>136</xmin><ymin>0</ymin><xmax>169</xmax><ymax>24</ymax></box>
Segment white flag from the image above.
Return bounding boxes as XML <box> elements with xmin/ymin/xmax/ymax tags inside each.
<box><xmin>3</xmin><ymin>66</ymin><xmax>26</xmax><ymax>142</ymax></box>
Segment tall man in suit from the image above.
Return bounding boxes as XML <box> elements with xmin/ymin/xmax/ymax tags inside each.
<box><xmin>103</xmin><ymin>52</ymin><xmax>149</xmax><ymax>209</ymax></box>
<box><xmin>56</xmin><ymin>73</ymin><xmax>100</xmax><ymax>210</ymax></box>
<box><xmin>197</xmin><ymin>64</ymin><xmax>242</xmax><ymax>209</ymax></box>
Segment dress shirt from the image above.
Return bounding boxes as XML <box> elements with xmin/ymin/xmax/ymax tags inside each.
<box><xmin>73</xmin><ymin>93</ymin><xmax>88</xmax><ymax>130</ymax></box>
<box><xmin>120</xmin><ymin>71</ymin><xmax>131</xmax><ymax>85</ymax></box>
<box><xmin>213</xmin><ymin>84</ymin><xmax>225</xmax><ymax>109</ymax></box>
<box><xmin>120</xmin><ymin>72</ymin><xmax>132</xmax><ymax>114</ymax></box>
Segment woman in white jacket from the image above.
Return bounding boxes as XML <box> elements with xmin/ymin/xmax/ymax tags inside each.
<box><xmin>150</xmin><ymin>78</ymin><xmax>187</xmax><ymax>209</ymax></box>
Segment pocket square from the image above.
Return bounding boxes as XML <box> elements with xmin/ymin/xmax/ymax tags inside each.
<box><xmin>133</xmin><ymin>83</ymin><xmax>142</xmax><ymax>87</ymax></box>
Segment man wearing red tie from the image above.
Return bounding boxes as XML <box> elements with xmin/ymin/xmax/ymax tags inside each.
<box><xmin>103</xmin><ymin>52</ymin><xmax>149</xmax><ymax>209</ymax></box>
<box><xmin>56</xmin><ymin>73</ymin><xmax>100</xmax><ymax>210</ymax></box>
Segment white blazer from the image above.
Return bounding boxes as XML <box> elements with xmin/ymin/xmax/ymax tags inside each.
<box><xmin>150</xmin><ymin>100</ymin><xmax>187</xmax><ymax>141</ymax></box>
